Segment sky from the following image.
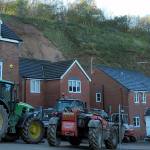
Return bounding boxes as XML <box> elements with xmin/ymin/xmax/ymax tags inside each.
<box><xmin>64</xmin><ymin>0</ymin><xmax>150</xmax><ymax>17</ymax></box>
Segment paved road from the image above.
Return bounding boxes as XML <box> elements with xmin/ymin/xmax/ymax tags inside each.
<box><xmin>1</xmin><ymin>140</ymin><xmax>150</xmax><ymax>150</ymax></box>
<box><xmin>0</xmin><ymin>140</ymin><xmax>88</xmax><ymax>150</ymax></box>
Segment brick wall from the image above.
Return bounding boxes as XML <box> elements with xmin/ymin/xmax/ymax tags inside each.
<box><xmin>60</xmin><ymin>63</ymin><xmax>90</xmax><ymax>108</ymax></box>
<box><xmin>0</xmin><ymin>42</ymin><xmax>20</xmax><ymax>83</ymax></box>
<box><xmin>45</xmin><ymin>80</ymin><xmax>60</xmax><ymax>107</ymax></box>
<box><xmin>24</xmin><ymin>79</ymin><xmax>47</xmax><ymax>107</ymax></box>
<box><xmin>91</xmin><ymin>68</ymin><xmax>129</xmax><ymax>113</ymax></box>
<box><xmin>128</xmin><ymin>92</ymin><xmax>150</xmax><ymax>138</ymax></box>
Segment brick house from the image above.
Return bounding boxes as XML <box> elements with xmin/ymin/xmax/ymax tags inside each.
<box><xmin>19</xmin><ymin>58</ymin><xmax>91</xmax><ymax>108</ymax></box>
<box><xmin>0</xmin><ymin>20</ymin><xmax>22</xmax><ymax>82</ymax></box>
<box><xmin>91</xmin><ymin>66</ymin><xmax>150</xmax><ymax>138</ymax></box>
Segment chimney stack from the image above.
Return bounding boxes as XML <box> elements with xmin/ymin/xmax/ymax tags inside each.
<box><xmin>0</xmin><ymin>19</ymin><xmax>2</xmax><ymax>37</ymax></box>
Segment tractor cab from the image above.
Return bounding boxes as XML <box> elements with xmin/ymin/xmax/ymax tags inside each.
<box><xmin>0</xmin><ymin>80</ymin><xmax>16</xmax><ymax>112</ymax></box>
<box><xmin>54</xmin><ymin>99</ymin><xmax>87</xmax><ymax>112</ymax></box>
<box><xmin>0</xmin><ymin>80</ymin><xmax>14</xmax><ymax>101</ymax></box>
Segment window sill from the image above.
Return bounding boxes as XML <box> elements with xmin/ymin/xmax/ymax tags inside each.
<box><xmin>68</xmin><ymin>91</ymin><xmax>81</xmax><ymax>94</ymax></box>
<box><xmin>30</xmin><ymin>92</ymin><xmax>41</xmax><ymax>94</ymax></box>
<box><xmin>96</xmin><ymin>101</ymin><xmax>101</xmax><ymax>103</ymax></box>
<box><xmin>134</xmin><ymin>102</ymin><xmax>139</xmax><ymax>104</ymax></box>
<box><xmin>133</xmin><ymin>126</ymin><xmax>140</xmax><ymax>128</ymax></box>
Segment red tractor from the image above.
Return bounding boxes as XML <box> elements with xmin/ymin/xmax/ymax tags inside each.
<box><xmin>47</xmin><ymin>99</ymin><xmax>119</xmax><ymax>150</ymax></box>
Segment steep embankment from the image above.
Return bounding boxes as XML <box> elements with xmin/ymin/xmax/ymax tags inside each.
<box><xmin>4</xmin><ymin>18</ymin><xmax>64</xmax><ymax>62</ymax></box>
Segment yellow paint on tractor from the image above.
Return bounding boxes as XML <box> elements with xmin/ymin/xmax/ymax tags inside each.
<box><xmin>29</xmin><ymin>122</ymin><xmax>41</xmax><ymax>140</ymax></box>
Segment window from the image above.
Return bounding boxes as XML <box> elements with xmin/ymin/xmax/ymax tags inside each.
<box><xmin>133</xmin><ymin>116</ymin><xmax>140</xmax><ymax>127</ymax></box>
<box><xmin>134</xmin><ymin>92</ymin><xmax>139</xmax><ymax>103</ymax></box>
<box><xmin>96</xmin><ymin>93</ymin><xmax>101</xmax><ymax>102</ymax></box>
<box><xmin>142</xmin><ymin>92</ymin><xmax>147</xmax><ymax>103</ymax></box>
<box><xmin>68</xmin><ymin>80</ymin><xmax>81</xmax><ymax>93</ymax></box>
<box><xmin>0</xmin><ymin>62</ymin><xmax>3</xmax><ymax>80</ymax></box>
<box><xmin>30</xmin><ymin>79</ymin><xmax>40</xmax><ymax>93</ymax></box>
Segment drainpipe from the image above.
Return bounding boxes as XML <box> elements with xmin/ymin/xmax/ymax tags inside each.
<box><xmin>102</xmin><ymin>84</ymin><xmax>105</xmax><ymax>110</ymax></box>
<box><xmin>0</xmin><ymin>19</ymin><xmax>2</xmax><ymax>38</ymax></box>
<box><xmin>22</xmin><ymin>77</ymin><xmax>26</xmax><ymax>102</ymax></box>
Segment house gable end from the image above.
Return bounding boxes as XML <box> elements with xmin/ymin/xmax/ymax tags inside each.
<box><xmin>60</xmin><ymin>60</ymin><xmax>91</xmax><ymax>82</ymax></box>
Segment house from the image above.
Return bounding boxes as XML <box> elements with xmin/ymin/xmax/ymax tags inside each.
<box><xmin>0</xmin><ymin>19</ymin><xmax>22</xmax><ymax>82</ymax></box>
<box><xmin>19</xmin><ymin>58</ymin><xmax>91</xmax><ymax>108</ymax></box>
<box><xmin>91</xmin><ymin>66</ymin><xmax>150</xmax><ymax>138</ymax></box>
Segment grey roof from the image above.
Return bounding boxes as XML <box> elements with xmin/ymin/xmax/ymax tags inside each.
<box><xmin>19</xmin><ymin>58</ymin><xmax>75</xmax><ymax>80</ymax></box>
<box><xmin>97</xmin><ymin>66</ymin><xmax>150</xmax><ymax>91</ymax></box>
<box><xmin>1</xmin><ymin>23</ymin><xmax>22</xmax><ymax>42</ymax></box>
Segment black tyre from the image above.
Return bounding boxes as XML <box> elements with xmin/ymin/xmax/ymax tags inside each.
<box><xmin>0</xmin><ymin>105</ymin><xmax>8</xmax><ymax>140</ymax></box>
<box><xmin>122</xmin><ymin>137</ymin><xmax>129</xmax><ymax>143</ymax></box>
<box><xmin>47</xmin><ymin>124</ymin><xmax>60</xmax><ymax>146</ymax></box>
<box><xmin>88</xmin><ymin>122</ymin><xmax>102</xmax><ymax>150</ymax></box>
<box><xmin>130</xmin><ymin>136</ymin><xmax>136</xmax><ymax>142</ymax></box>
<box><xmin>21</xmin><ymin>117</ymin><xmax>44</xmax><ymax>144</ymax></box>
<box><xmin>104</xmin><ymin>128</ymin><xmax>118</xmax><ymax>149</ymax></box>
<box><xmin>2</xmin><ymin>133</ymin><xmax>18</xmax><ymax>142</ymax></box>
<box><xmin>69</xmin><ymin>137</ymin><xmax>81</xmax><ymax>146</ymax></box>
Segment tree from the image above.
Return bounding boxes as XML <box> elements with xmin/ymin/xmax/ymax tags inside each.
<box><xmin>16</xmin><ymin>0</ymin><xmax>28</xmax><ymax>17</ymax></box>
<box><xmin>66</xmin><ymin>0</ymin><xmax>105</xmax><ymax>25</ymax></box>
<box><xmin>139</xmin><ymin>16</ymin><xmax>150</xmax><ymax>32</ymax></box>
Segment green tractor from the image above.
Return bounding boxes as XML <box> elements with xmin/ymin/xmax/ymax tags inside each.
<box><xmin>0</xmin><ymin>80</ymin><xmax>44</xmax><ymax>143</ymax></box>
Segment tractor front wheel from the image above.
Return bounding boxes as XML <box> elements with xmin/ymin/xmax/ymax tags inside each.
<box><xmin>0</xmin><ymin>105</ymin><xmax>8</xmax><ymax>140</ymax></box>
<box><xmin>21</xmin><ymin>117</ymin><xmax>44</xmax><ymax>144</ymax></box>
<box><xmin>47</xmin><ymin>124</ymin><xmax>60</xmax><ymax>146</ymax></box>
<box><xmin>104</xmin><ymin>127</ymin><xmax>118</xmax><ymax>149</ymax></box>
<box><xmin>88</xmin><ymin>123</ymin><xmax>103</xmax><ymax>150</ymax></box>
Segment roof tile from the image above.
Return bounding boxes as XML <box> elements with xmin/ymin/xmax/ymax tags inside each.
<box><xmin>97</xmin><ymin>66</ymin><xmax>150</xmax><ymax>91</ymax></box>
<box><xmin>1</xmin><ymin>23</ymin><xmax>22</xmax><ymax>42</ymax></box>
<box><xmin>19</xmin><ymin>58</ymin><xmax>74</xmax><ymax>79</ymax></box>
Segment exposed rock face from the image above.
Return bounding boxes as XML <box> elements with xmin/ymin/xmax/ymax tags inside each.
<box><xmin>5</xmin><ymin>20</ymin><xmax>64</xmax><ymax>62</ymax></box>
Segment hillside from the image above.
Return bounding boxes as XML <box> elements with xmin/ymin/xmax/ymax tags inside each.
<box><xmin>2</xmin><ymin>15</ymin><xmax>150</xmax><ymax>74</ymax></box>
<box><xmin>3</xmin><ymin>16</ymin><xmax>64</xmax><ymax>62</ymax></box>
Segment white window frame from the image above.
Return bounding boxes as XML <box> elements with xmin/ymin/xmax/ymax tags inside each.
<box><xmin>142</xmin><ymin>92</ymin><xmax>147</xmax><ymax>104</ymax></box>
<box><xmin>134</xmin><ymin>92</ymin><xmax>139</xmax><ymax>103</ymax></box>
<box><xmin>68</xmin><ymin>80</ymin><xmax>81</xmax><ymax>93</ymax></box>
<box><xmin>30</xmin><ymin>79</ymin><xmax>40</xmax><ymax>93</ymax></box>
<box><xmin>133</xmin><ymin>116</ymin><xmax>140</xmax><ymax>128</ymax></box>
<box><xmin>0</xmin><ymin>62</ymin><xmax>3</xmax><ymax>80</ymax></box>
<box><xmin>96</xmin><ymin>93</ymin><xmax>101</xmax><ymax>102</ymax></box>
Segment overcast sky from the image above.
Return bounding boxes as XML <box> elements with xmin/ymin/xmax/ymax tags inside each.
<box><xmin>64</xmin><ymin>0</ymin><xmax>150</xmax><ymax>17</ymax></box>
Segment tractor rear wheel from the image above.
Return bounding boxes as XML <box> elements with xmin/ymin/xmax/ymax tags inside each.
<box><xmin>47</xmin><ymin>124</ymin><xmax>60</xmax><ymax>146</ymax></box>
<box><xmin>88</xmin><ymin>123</ymin><xmax>103</xmax><ymax>150</ymax></box>
<box><xmin>104</xmin><ymin>127</ymin><xmax>118</xmax><ymax>149</ymax></box>
<box><xmin>69</xmin><ymin>137</ymin><xmax>81</xmax><ymax>146</ymax></box>
<box><xmin>21</xmin><ymin>117</ymin><xmax>44</xmax><ymax>144</ymax></box>
<box><xmin>0</xmin><ymin>105</ymin><xmax>8</xmax><ymax>140</ymax></box>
